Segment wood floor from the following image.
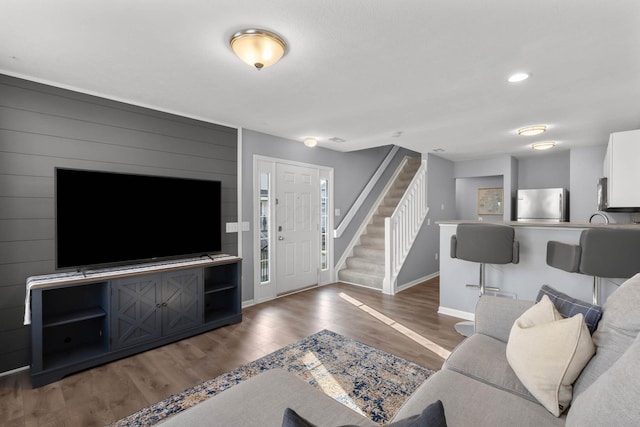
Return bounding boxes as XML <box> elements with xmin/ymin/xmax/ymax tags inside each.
<box><xmin>0</xmin><ymin>278</ymin><xmax>464</xmax><ymax>427</ymax></box>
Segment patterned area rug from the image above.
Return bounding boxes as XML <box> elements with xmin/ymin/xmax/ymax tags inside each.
<box><xmin>110</xmin><ymin>329</ymin><xmax>434</xmax><ymax>426</ymax></box>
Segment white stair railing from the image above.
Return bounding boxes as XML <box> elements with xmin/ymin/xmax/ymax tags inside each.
<box><xmin>383</xmin><ymin>160</ymin><xmax>429</xmax><ymax>295</ymax></box>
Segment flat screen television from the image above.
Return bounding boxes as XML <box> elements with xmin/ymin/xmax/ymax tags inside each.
<box><xmin>56</xmin><ymin>168</ymin><xmax>222</xmax><ymax>270</ymax></box>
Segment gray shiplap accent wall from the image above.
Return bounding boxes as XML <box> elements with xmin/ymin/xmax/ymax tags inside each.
<box><xmin>0</xmin><ymin>74</ymin><xmax>238</xmax><ymax>372</ymax></box>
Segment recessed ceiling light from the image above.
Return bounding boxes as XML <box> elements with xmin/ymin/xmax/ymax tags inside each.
<box><xmin>303</xmin><ymin>137</ymin><xmax>318</xmax><ymax>148</ymax></box>
<box><xmin>532</xmin><ymin>141</ymin><xmax>556</xmax><ymax>150</ymax></box>
<box><xmin>329</xmin><ymin>137</ymin><xmax>346</xmax><ymax>143</ymax></box>
<box><xmin>508</xmin><ymin>72</ymin><xmax>529</xmax><ymax>83</ymax></box>
<box><xmin>432</xmin><ymin>148</ymin><xmax>445</xmax><ymax>153</ymax></box>
<box><xmin>518</xmin><ymin>125</ymin><xmax>547</xmax><ymax>136</ymax></box>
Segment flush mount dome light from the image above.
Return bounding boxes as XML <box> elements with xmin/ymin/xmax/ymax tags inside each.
<box><xmin>230</xmin><ymin>29</ymin><xmax>287</xmax><ymax>70</ymax></box>
<box><xmin>303</xmin><ymin>137</ymin><xmax>318</xmax><ymax>148</ymax></box>
<box><xmin>532</xmin><ymin>141</ymin><xmax>556</xmax><ymax>150</ymax></box>
<box><xmin>518</xmin><ymin>125</ymin><xmax>547</xmax><ymax>136</ymax></box>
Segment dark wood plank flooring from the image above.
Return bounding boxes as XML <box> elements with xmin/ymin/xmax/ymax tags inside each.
<box><xmin>0</xmin><ymin>278</ymin><xmax>463</xmax><ymax>427</ymax></box>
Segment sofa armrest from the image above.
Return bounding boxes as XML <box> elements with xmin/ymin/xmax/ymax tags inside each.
<box><xmin>475</xmin><ymin>296</ymin><xmax>535</xmax><ymax>343</ymax></box>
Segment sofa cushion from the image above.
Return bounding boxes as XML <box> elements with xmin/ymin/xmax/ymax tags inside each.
<box><xmin>572</xmin><ymin>273</ymin><xmax>640</xmax><ymax>399</ymax></box>
<box><xmin>159</xmin><ymin>369</ymin><xmax>376</xmax><ymax>427</ymax></box>
<box><xmin>536</xmin><ymin>284</ymin><xmax>602</xmax><ymax>334</ymax></box>
<box><xmin>507</xmin><ymin>295</ymin><xmax>595</xmax><ymax>416</ymax></box>
<box><xmin>393</xmin><ymin>370</ymin><xmax>565</xmax><ymax>427</ymax></box>
<box><xmin>566</xmin><ymin>334</ymin><xmax>640</xmax><ymax>426</ymax></box>
<box><xmin>443</xmin><ymin>334</ymin><xmax>535</xmax><ymax>402</ymax></box>
<box><xmin>474</xmin><ymin>296</ymin><xmax>535</xmax><ymax>343</ymax></box>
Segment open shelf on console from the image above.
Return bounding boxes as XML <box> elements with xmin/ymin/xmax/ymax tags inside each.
<box><xmin>204</xmin><ymin>284</ymin><xmax>236</xmax><ymax>294</ymax></box>
<box><xmin>203</xmin><ymin>261</ymin><xmax>240</xmax><ymax>324</ymax></box>
<box><xmin>42</xmin><ymin>315</ymin><xmax>108</xmax><ymax>370</ymax></box>
<box><xmin>43</xmin><ymin>307</ymin><xmax>107</xmax><ymax>328</ymax></box>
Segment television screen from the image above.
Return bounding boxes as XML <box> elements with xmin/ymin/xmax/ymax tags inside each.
<box><xmin>56</xmin><ymin>168</ymin><xmax>222</xmax><ymax>269</ymax></box>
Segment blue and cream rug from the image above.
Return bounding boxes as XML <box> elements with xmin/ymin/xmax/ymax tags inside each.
<box><xmin>110</xmin><ymin>329</ymin><xmax>434</xmax><ymax>426</ymax></box>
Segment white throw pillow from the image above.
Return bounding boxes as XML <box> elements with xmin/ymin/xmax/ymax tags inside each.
<box><xmin>506</xmin><ymin>295</ymin><xmax>595</xmax><ymax>416</ymax></box>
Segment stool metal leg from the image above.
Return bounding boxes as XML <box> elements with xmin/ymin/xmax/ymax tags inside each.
<box><xmin>457</xmin><ymin>264</ymin><xmax>501</xmax><ymax>337</ymax></box>
<box><xmin>456</xmin><ymin>265</ymin><xmax>482</xmax><ymax>337</ymax></box>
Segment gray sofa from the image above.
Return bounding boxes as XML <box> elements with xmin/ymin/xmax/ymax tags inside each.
<box><xmin>161</xmin><ymin>274</ymin><xmax>640</xmax><ymax>426</ymax></box>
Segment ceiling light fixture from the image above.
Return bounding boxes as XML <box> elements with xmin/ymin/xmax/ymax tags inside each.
<box><xmin>532</xmin><ymin>141</ymin><xmax>556</xmax><ymax>150</ymax></box>
<box><xmin>229</xmin><ymin>29</ymin><xmax>287</xmax><ymax>70</ymax></box>
<box><xmin>508</xmin><ymin>72</ymin><xmax>529</xmax><ymax>83</ymax></box>
<box><xmin>518</xmin><ymin>125</ymin><xmax>547</xmax><ymax>136</ymax></box>
<box><xmin>303</xmin><ymin>137</ymin><xmax>318</xmax><ymax>148</ymax></box>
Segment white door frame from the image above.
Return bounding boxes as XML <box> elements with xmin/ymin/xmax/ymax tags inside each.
<box><xmin>252</xmin><ymin>155</ymin><xmax>334</xmax><ymax>303</ymax></box>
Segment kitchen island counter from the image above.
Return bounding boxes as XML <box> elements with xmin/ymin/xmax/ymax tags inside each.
<box><xmin>437</xmin><ymin>220</ymin><xmax>640</xmax><ymax>229</ymax></box>
<box><xmin>437</xmin><ymin>221</ymin><xmax>635</xmax><ymax>320</ymax></box>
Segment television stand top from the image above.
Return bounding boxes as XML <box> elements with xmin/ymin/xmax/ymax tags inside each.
<box><xmin>24</xmin><ymin>254</ymin><xmax>240</xmax><ymax>325</ymax></box>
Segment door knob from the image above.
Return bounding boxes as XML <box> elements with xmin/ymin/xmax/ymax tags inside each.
<box><xmin>278</xmin><ymin>236</ymin><xmax>284</xmax><ymax>240</ymax></box>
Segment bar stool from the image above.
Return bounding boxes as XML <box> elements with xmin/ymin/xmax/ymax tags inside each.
<box><xmin>547</xmin><ymin>228</ymin><xmax>640</xmax><ymax>304</ymax></box>
<box><xmin>450</xmin><ymin>223</ymin><xmax>520</xmax><ymax>336</ymax></box>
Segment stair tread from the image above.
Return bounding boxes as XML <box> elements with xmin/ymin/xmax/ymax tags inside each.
<box><xmin>347</xmin><ymin>255</ymin><xmax>385</xmax><ymax>269</ymax></box>
<box><xmin>338</xmin><ymin>269</ymin><xmax>383</xmax><ymax>288</ymax></box>
<box><xmin>339</xmin><ymin>268</ymin><xmax>382</xmax><ymax>279</ymax></box>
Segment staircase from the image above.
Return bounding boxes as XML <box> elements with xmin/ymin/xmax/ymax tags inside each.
<box><xmin>338</xmin><ymin>157</ymin><xmax>422</xmax><ymax>289</ymax></box>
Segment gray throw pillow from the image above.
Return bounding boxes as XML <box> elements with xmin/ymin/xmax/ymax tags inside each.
<box><xmin>387</xmin><ymin>400</ymin><xmax>447</xmax><ymax>427</ymax></box>
<box><xmin>282</xmin><ymin>400</ymin><xmax>447</xmax><ymax>427</ymax></box>
<box><xmin>282</xmin><ymin>408</ymin><xmax>316</xmax><ymax>427</ymax></box>
<box><xmin>536</xmin><ymin>285</ymin><xmax>602</xmax><ymax>334</ymax></box>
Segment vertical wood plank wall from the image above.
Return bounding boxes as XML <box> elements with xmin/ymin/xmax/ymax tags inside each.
<box><xmin>0</xmin><ymin>74</ymin><xmax>238</xmax><ymax>372</ymax></box>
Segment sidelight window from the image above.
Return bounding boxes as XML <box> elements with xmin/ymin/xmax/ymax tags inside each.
<box><xmin>320</xmin><ymin>179</ymin><xmax>328</xmax><ymax>271</ymax></box>
<box><xmin>259</xmin><ymin>172</ymin><xmax>270</xmax><ymax>283</ymax></box>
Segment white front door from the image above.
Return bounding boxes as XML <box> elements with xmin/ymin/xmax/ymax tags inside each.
<box><xmin>275</xmin><ymin>163</ymin><xmax>319</xmax><ymax>295</ymax></box>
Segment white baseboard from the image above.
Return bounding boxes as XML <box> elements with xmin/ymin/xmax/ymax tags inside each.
<box><xmin>438</xmin><ymin>306</ymin><xmax>475</xmax><ymax>321</ymax></box>
<box><xmin>337</xmin><ymin>280</ymin><xmax>382</xmax><ymax>292</ymax></box>
<box><xmin>241</xmin><ymin>299</ymin><xmax>255</xmax><ymax>309</ymax></box>
<box><xmin>0</xmin><ymin>365</ymin><xmax>29</xmax><ymax>378</ymax></box>
<box><xmin>396</xmin><ymin>272</ymin><xmax>439</xmax><ymax>293</ymax></box>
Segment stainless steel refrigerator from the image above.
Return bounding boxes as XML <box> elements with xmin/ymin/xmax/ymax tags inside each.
<box><xmin>517</xmin><ymin>188</ymin><xmax>568</xmax><ymax>222</ymax></box>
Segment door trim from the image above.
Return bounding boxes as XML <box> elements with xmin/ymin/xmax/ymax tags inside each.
<box><xmin>252</xmin><ymin>155</ymin><xmax>334</xmax><ymax>303</ymax></box>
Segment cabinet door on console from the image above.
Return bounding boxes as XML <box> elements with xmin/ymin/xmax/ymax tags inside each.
<box><xmin>111</xmin><ymin>274</ymin><xmax>162</xmax><ymax>350</ymax></box>
<box><xmin>161</xmin><ymin>268</ymin><xmax>203</xmax><ymax>335</ymax></box>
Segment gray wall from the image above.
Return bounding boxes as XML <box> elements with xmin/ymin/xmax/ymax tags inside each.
<box><xmin>518</xmin><ymin>151</ymin><xmax>570</xmax><ymax>190</ymax></box>
<box><xmin>0</xmin><ymin>75</ymin><xmax>238</xmax><ymax>372</ymax></box>
<box><xmin>240</xmin><ymin>129</ymin><xmax>419</xmax><ymax>300</ymax></box>
<box><xmin>407</xmin><ymin>153</ymin><xmax>455</xmax><ymax>277</ymax></box>
<box><xmin>570</xmin><ymin>146</ymin><xmax>606</xmax><ymax>221</ymax></box>
<box><xmin>453</xmin><ymin>155</ymin><xmax>517</xmax><ymax>221</ymax></box>
<box><xmin>455</xmin><ymin>176</ymin><xmax>504</xmax><ymax>220</ymax></box>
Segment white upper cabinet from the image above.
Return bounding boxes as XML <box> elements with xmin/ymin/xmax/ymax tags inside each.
<box><xmin>604</xmin><ymin>129</ymin><xmax>640</xmax><ymax>208</ymax></box>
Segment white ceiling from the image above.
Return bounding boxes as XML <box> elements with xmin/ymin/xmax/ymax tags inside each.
<box><xmin>1</xmin><ymin>0</ymin><xmax>639</xmax><ymax>161</ymax></box>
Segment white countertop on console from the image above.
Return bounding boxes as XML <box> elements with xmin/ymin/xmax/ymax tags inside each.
<box><xmin>24</xmin><ymin>255</ymin><xmax>240</xmax><ymax>325</ymax></box>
